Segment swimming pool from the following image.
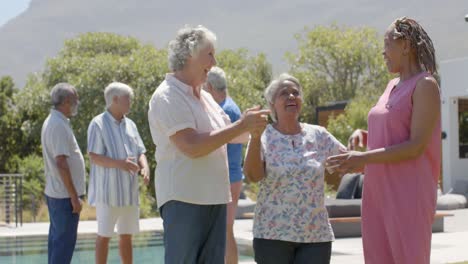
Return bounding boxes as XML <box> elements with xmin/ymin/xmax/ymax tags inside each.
<box><xmin>0</xmin><ymin>231</ymin><xmax>253</xmax><ymax>263</ymax></box>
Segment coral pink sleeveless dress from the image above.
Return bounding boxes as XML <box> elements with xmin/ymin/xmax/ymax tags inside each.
<box><xmin>363</xmin><ymin>72</ymin><xmax>441</xmax><ymax>264</ymax></box>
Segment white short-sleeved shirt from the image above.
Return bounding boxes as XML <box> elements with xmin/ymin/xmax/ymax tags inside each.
<box><xmin>252</xmin><ymin>123</ymin><xmax>345</xmax><ymax>243</ymax></box>
<box><xmin>87</xmin><ymin>111</ymin><xmax>146</xmax><ymax>207</ymax></box>
<box><xmin>41</xmin><ymin>109</ymin><xmax>86</xmax><ymax>198</ymax></box>
<box><xmin>148</xmin><ymin>74</ymin><xmax>231</xmax><ymax>208</ymax></box>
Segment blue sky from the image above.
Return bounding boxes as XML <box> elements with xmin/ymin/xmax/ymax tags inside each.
<box><xmin>0</xmin><ymin>0</ymin><xmax>30</xmax><ymax>27</ymax></box>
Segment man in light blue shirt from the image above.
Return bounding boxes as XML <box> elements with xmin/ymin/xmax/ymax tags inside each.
<box><xmin>41</xmin><ymin>82</ymin><xmax>85</xmax><ymax>264</ymax></box>
<box><xmin>203</xmin><ymin>67</ymin><xmax>246</xmax><ymax>264</ymax></box>
<box><xmin>87</xmin><ymin>82</ymin><xmax>149</xmax><ymax>264</ymax></box>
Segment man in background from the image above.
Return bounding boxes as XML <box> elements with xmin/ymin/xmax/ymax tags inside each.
<box><xmin>41</xmin><ymin>82</ymin><xmax>85</xmax><ymax>264</ymax></box>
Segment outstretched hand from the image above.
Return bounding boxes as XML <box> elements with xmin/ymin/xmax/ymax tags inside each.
<box><xmin>326</xmin><ymin>149</ymin><xmax>366</xmax><ymax>175</ymax></box>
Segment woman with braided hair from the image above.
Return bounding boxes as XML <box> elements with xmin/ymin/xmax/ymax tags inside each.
<box><xmin>327</xmin><ymin>17</ymin><xmax>440</xmax><ymax>263</ymax></box>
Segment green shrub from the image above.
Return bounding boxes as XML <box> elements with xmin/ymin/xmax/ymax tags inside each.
<box><xmin>17</xmin><ymin>154</ymin><xmax>45</xmax><ymax>221</ymax></box>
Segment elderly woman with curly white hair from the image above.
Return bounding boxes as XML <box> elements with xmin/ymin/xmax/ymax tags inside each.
<box><xmin>244</xmin><ymin>73</ymin><xmax>345</xmax><ymax>264</ymax></box>
<box><xmin>148</xmin><ymin>25</ymin><xmax>269</xmax><ymax>264</ymax></box>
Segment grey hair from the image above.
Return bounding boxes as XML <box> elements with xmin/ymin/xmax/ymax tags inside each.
<box><xmin>104</xmin><ymin>82</ymin><xmax>134</xmax><ymax>109</ymax></box>
<box><xmin>50</xmin><ymin>83</ymin><xmax>77</xmax><ymax>107</ymax></box>
<box><xmin>206</xmin><ymin>66</ymin><xmax>227</xmax><ymax>91</ymax></box>
<box><xmin>264</xmin><ymin>73</ymin><xmax>303</xmax><ymax>122</ymax></box>
<box><xmin>168</xmin><ymin>25</ymin><xmax>217</xmax><ymax>71</ymax></box>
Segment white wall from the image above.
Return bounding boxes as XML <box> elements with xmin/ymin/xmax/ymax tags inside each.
<box><xmin>440</xmin><ymin>57</ymin><xmax>468</xmax><ymax>193</ymax></box>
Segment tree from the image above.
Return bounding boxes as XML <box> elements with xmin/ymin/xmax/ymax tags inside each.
<box><xmin>0</xmin><ymin>76</ymin><xmax>22</xmax><ymax>172</ymax></box>
<box><xmin>16</xmin><ymin>32</ymin><xmax>273</xmax><ymax>217</ymax></box>
<box><xmin>14</xmin><ymin>74</ymin><xmax>50</xmax><ymax>159</ymax></box>
<box><xmin>17</xmin><ymin>32</ymin><xmax>169</xmax><ymax>170</ymax></box>
<box><xmin>19</xmin><ymin>34</ymin><xmax>272</xmax><ymax>166</ymax></box>
<box><xmin>15</xmin><ymin>33</ymin><xmax>169</xmax><ymax>215</ymax></box>
<box><xmin>216</xmin><ymin>49</ymin><xmax>272</xmax><ymax>111</ymax></box>
<box><xmin>286</xmin><ymin>24</ymin><xmax>391</xmax><ymax>123</ymax></box>
<box><xmin>326</xmin><ymin>96</ymin><xmax>376</xmax><ymax>145</ymax></box>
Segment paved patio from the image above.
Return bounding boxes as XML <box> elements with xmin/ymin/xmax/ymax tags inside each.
<box><xmin>233</xmin><ymin>209</ymin><xmax>468</xmax><ymax>264</ymax></box>
<box><xmin>1</xmin><ymin>209</ymin><xmax>467</xmax><ymax>264</ymax></box>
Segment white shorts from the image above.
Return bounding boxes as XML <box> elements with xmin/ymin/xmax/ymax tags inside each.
<box><xmin>96</xmin><ymin>203</ymin><xmax>140</xmax><ymax>237</ymax></box>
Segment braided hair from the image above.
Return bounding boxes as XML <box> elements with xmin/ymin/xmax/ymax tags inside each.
<box><xmin>391</xmin><ymin>17</ymin><xmax>437</xmax><ymax>74</ymax></box>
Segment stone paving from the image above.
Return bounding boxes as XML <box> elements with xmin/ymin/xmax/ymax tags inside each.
<box><xmin>1</xmin><ymin>209</ymin><xmax>467</xmax><ymax>264</ymax></box>
<box><xmin>234</xmin><ymin>209</ymin><xmax>468</xmax><ymax>264</ymax></box>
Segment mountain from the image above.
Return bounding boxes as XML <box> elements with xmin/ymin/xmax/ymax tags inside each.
<box><xmin>1</xmin><ymin>0</ymin><xmax>467</xmax><ymax>87</ymax></box>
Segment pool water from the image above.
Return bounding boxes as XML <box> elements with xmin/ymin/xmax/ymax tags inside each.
<box><xmin>0</xmin><ymin>231</ymin><xmax>254</xmax><ymax>263</ymax></box>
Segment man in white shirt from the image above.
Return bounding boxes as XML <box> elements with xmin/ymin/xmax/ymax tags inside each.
<box><xmin>41</xmin><ymin>82</ymin><xmax>85</xmax><ymax>264</ymax></box>
<box><xmin>148</xmin><ymin>25</ymin><xmax>269</xmax><ymax>264</ymax></box>
<box><xmin>88</xmin><ymin>82</ymin><xmax>149</xmax><ymax>264</ymax></box>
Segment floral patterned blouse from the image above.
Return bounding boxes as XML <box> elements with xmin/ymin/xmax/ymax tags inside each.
<box><xmin>253</xmin><ymin>123</ymin><xmax>345</xmax><ymax>243</ymax></box>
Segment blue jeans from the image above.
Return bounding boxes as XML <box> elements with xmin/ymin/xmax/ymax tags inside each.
<box><xmin>46</xmin><ymin>195</ymin><xmax>80</xmax><ymax>264</ymax></box>
<box><xmin>160</xmin><ymin>200</ymin><xmax>227</xmax><ymax>264</ymax></box>
<box><xmin>253</xmin><ymin>238</ymin><xmax>332</xmax><ymax>264</ymax></box>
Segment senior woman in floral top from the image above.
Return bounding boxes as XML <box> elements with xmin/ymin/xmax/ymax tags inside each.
<box><xmin>244</xmin><ymin>73</ymin><xmax>345</xmax><ymax>264</ymax></box>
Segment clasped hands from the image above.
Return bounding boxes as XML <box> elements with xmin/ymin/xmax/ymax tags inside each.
<box><xmin>120</xmin><ymin>157</ymin><xmax>150</xmax><ymax>185</ymax></box>
<box><xmin>241</xmin><ymin>106</ymin><xmax>270</xmax><ymax>138</ymax></box>
<box><xmin>325</xmin><ymin>149</ymin><xmax>366</xmax><ymax>175</ymax></box>
<box><xmin>326</xmin><ymin>129</ymin><xmax>368</xmax><ymax>175</ymax></box>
